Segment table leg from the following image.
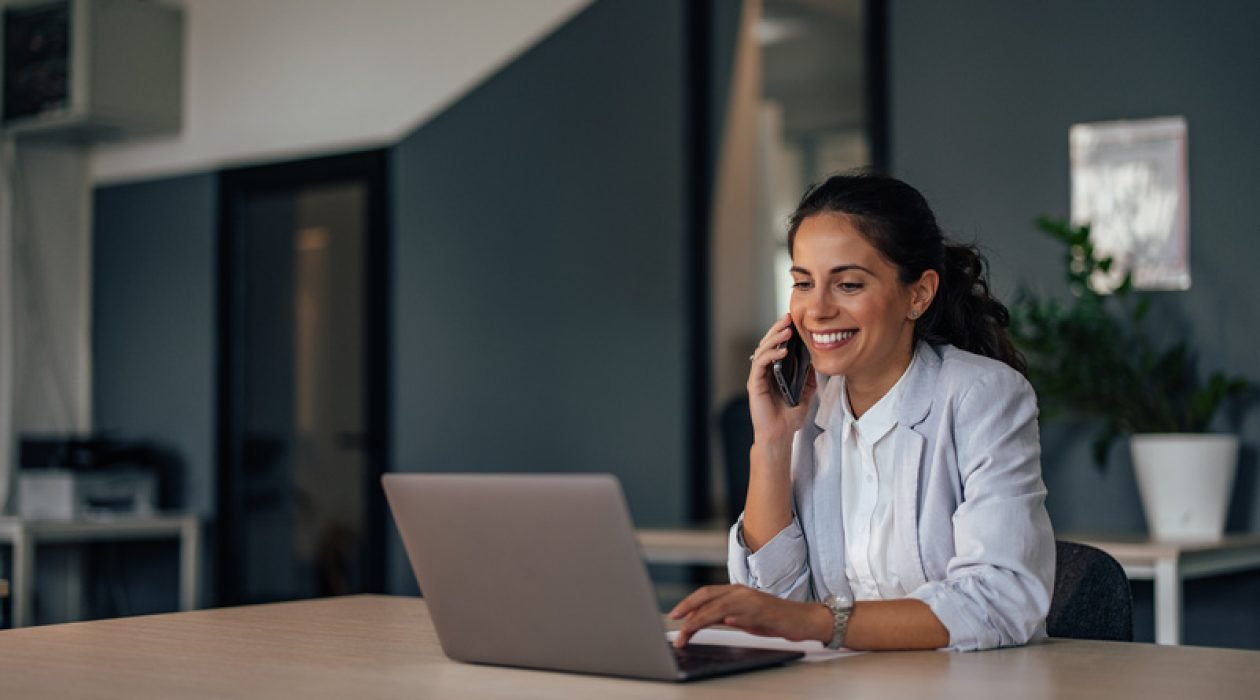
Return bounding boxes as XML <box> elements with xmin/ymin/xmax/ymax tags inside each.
<box><xmin>1153</xmin><ymin>556</ymin><xmax>1182</xmax><ymax>645</ymax></box>
<box><xmin>179</xmin><ymin>517</ymin><xmax>200</xmax><ymax>611</ymax></box>
<box><xmin>13</xmin><ymin>530</ymin><xmax>33</xmax><ymax>627</ymax></box>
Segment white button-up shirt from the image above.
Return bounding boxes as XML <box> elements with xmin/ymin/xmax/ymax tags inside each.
<box><xmin>815</xmin><ymin>353</ymin><xmax>916</xmax><ymax>600</ymax></box>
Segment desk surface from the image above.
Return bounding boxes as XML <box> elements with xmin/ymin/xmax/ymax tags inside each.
<box><xmin>1</xmin><ymin>595</ymin><xmax>1257</xmax><ymax>699</ymax></box>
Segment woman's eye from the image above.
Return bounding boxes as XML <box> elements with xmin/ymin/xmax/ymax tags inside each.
<box><xmin>837</xmin><ymin>282</ymin><xmax>863</xmax><ymax>292</ymax></box>
<box><xmin>791</xmin><ymin>280</ymin><xmax>812</xmax><ymax>290</ymax></box>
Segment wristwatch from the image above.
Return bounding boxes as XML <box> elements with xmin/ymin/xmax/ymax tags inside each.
<box><xmin>822</xmin><ymin>594</ymin><xmax>854</xmax><ymax>650</ymax></box>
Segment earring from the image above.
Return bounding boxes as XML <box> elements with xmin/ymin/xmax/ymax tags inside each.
<box><xmin>909</xmin><ymin>309</ymin><xmax>921</xmax><ymax>319</ymax></box>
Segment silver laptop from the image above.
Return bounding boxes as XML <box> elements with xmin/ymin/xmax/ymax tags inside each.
<box><xmin>382</xmin><ymin>473</ymin><xmax>803</xmax><ymax>681</ymax></box>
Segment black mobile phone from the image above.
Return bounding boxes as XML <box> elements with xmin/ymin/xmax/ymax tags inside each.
<box><xmin>772</xmin><ymin>325</ymin><xmax>811</xmax><ymax>407</ymax></box>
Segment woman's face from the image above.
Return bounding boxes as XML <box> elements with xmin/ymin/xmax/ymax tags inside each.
<box><xmin>789</xmin><ymin>213</ymin><xmax>932</xmax><ymax>389</ymax></box>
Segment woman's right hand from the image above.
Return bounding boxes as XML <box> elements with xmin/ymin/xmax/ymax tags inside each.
<box><xmin>746</xmin><ymin>314</ymin><xmax>818</xmax><ymax>446</ymax></box>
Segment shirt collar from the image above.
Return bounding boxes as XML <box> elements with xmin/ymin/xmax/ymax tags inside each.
<box><xmin>814</xmin><ymin>350</ymin><xmax>919</xmax><ymax>446</ymax></box>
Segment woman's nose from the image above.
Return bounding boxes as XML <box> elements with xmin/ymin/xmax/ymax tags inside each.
<box><xmin>801</xmin><ymin>295</ymin><xmax>837</xmax><ymax>322</ymax></box>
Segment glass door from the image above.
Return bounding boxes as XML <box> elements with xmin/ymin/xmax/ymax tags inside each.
<box><xmin>218</xmin><ymin>151</ymin><xmax>388</xmax><ymax>605</ymax></box>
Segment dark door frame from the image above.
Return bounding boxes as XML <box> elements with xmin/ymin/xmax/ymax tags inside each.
<box><xmin>685</xmin><ymin>0</ymin><xmax>714</xmax><ymax>524</ymax></box>
<box><xmin>865</xmin><ymin>0</ymin><xmax>891</xmax><ymax>172</ymax></box>
<box><xmin>216</xmin><ymin>149</ymin><xmax>390</xmax><ymax>605</ymax></box>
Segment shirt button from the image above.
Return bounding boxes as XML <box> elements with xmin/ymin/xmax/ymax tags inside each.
<box><xmin>865</xmin><ymin>474</ymin><xmax>874</xmax><ymax>483</ymax></box>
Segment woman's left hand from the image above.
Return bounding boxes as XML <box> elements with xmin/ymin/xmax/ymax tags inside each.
<box><xmin>668</xmin><ymin>584</ymin><xmax>829</xmax><ymax>648</ymax></box>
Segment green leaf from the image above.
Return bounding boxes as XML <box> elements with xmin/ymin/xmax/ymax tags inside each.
<box><xmin>1013</xmin><ymin>215</ymin><xmax>1258</xmax><ymax>471</ymax></box>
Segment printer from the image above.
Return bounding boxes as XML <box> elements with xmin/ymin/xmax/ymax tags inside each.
<box><xmin>16</xmin><ymin>436</ymin><xmax>163</xmax><ymax>519</ymax></box>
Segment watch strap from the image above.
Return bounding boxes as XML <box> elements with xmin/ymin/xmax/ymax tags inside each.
<box><xmin>822</xmin><ymin>594</ymin><xmax>853</xmax><ymax>650</ymax></box>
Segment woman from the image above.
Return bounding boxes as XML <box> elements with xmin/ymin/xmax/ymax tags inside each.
<box><xmin>671</xmin><ymin>172</ymin><xmax>1054</xmax><ymax>652</ymax></box>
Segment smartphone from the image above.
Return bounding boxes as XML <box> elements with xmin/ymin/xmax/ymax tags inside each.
<box><xmin>772</xmin><ymin>325</ymin><xmax>811</xmax><ymax>407</ymax></box>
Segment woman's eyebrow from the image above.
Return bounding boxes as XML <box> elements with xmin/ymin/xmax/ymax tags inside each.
<box><xmin>789</xmin><ymin>264</ymin><xmax>874</xmax><ymax>276</ymax></box>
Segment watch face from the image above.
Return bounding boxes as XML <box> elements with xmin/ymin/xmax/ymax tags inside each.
<box><xmin>825</xmin><ymin>594</ymin><xmax>853</xmax><ymax>611</ymax></box>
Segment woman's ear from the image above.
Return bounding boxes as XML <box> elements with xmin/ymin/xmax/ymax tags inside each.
<box><xmin>913</xmin><ymin>269</ymin><xmax>940</xmax><ymax>310</ymax></box>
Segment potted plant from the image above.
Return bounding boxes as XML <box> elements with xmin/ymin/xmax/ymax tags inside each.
<box><xmin>1009</xmin><ymin>217</ymin><xmax>1255</xmax><ymax>539</ymax></box>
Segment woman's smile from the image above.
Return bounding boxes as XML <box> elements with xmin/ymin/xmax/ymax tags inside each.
<box><xmin>808</xmin><ymin>328</ymin><xmax>858</xmax><ymax>350</ymax></box>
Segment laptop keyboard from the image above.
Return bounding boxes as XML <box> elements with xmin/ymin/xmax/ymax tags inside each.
<box><xmin>671</xmin><ymin>642</ymin><xmax>795</xmax><ymax>675</ymax></box>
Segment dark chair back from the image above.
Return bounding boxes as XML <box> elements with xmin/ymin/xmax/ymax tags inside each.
<box><xmin>718</xmin><ymin>395</ymin><xmax>754</xmax><ymax>521</ymax></box>
<box><xmin>1047</xmin><ymin>540</ymin><xmax>1134</xmax><ymax>641</ymax></box>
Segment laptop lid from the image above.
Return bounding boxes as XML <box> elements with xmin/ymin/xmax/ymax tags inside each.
<box><xmin>383</xmin><ymin>473</ymin><xmax>683</xmax><ymax>680</ymax></box>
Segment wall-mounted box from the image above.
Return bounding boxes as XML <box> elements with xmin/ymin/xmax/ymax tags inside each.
<box><xmin>1</xmin><ymin>0</ymin><xmax>183</xmax><ymax>140</ymax></box>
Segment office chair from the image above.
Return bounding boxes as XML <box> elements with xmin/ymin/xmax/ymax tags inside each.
<box><xmin>1047</xmin><ymin>540</ymin><xmax>1134</xmax><ymax>641</ymax></box>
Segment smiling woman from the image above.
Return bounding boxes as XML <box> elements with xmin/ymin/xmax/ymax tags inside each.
<box><xmin>671</xmin><ymin>172</ymin><xmax>1054</xmax><ymax>653</ymax></box>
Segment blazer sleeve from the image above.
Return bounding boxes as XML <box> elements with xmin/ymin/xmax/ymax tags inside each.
<box><xmin>907</xmin><ymin>368</ymin><xmax>1056</xmax><ymax>651</ymax></box>
<box><xmin>727</xmin><ymin>514</ymin><xmax>813</xmax><ymax>601</ymax></box>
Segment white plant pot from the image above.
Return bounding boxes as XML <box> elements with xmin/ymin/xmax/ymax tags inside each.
<box><xmin>1130</xmin><ymin>433</ymin><xmax>1238</xmax><ymax>540</ymax></box>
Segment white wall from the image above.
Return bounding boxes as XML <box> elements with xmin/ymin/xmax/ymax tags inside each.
<box><xmin>0</xmin><ymin>138</ymin><xmax>94</xmax><ymax>513</ymax></box>
<box><xmin>92</xmin><ymin>0</ymin><xmax>592</xmax><ymax>183</ymax></box>
<box><xmin>10</xmin><ymin>142</ymin><xmax>92</xmax><ymax>435</ymax></box>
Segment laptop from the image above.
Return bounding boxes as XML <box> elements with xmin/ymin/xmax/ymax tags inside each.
<box><xmin>382</xmin><ymin>473</ymin><xmax>803</xmax><ymax>681</ymax></box>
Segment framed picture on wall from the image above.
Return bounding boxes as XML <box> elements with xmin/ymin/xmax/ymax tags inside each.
<box><xmin>1069</xmin><ymin>116</ymin><xmax>1190</xmax><ymax>292</ymax></box>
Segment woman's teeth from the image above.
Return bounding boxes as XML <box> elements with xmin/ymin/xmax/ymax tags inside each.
<box><xmin>812</xmin><ymin>330</ymin><xmax>856</xmax><ymax>345</ymax></box>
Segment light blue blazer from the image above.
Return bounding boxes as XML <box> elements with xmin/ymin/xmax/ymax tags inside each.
<box><xmin>728</xmin><ymin>342</ymin><xmax>1055</xmax><ymax>651</ymax></box>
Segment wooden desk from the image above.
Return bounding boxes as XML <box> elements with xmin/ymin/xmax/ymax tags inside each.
<box><xmin>0</xmin><ymin>514</ymin><xmax>201</xmax><ymax>627</ymax></box>
<box><xmin>636</xmin><ymin>529</ymin><xmax>1260</xmax><ymax>646</ymax></box>
<box><xmin>0</xmin><ymin>595</ymin><xmax>1257</xmax><ymax>699</ymax></box>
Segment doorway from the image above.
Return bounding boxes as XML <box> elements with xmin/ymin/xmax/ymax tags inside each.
<box><xmin>217</xmin><ymin>150</ymin><xmax>388</xmax><ymax>605</ymax></box>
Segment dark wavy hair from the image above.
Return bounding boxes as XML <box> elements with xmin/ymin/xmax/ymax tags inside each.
<box><xmin>787</xmin><ymin>171</ymin><xmax>1026</xmax><ymax>375</ymax></box>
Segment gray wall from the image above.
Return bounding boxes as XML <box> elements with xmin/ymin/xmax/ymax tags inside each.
<box><xmin>93</xmin><ymin>173</ymin><xmax>217</xmax><ymax>517</ymax></box>
<box><xmin>389</xmin><ymin>0</ymin><xmax>692</xmax><ymax>593</ymax></box>
<box><xmin>93</xmin><ymin>172</ymin><xmax>218</xmax><ymax>612</ymax></box>
<box><xmin>890</xmin><ymin>0</ymin><xmax>1260</xmax><ymax>646</ymax></box>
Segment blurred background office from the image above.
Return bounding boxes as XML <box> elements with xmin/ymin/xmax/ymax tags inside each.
<box><xmin>0</xmin><ymin>0</ymin><xmax>1257</xmax><ymax>647</ymax></box>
